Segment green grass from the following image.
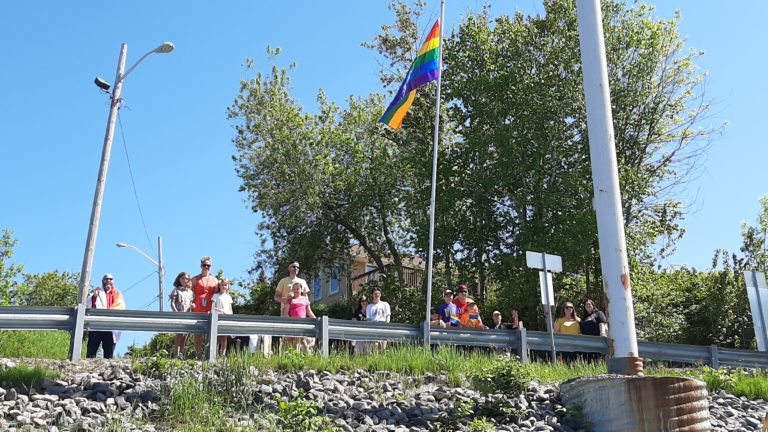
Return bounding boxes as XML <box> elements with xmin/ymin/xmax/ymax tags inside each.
<box><xmin>0</xmin><ymin>330</ymin><xmax>72</xmax><ymax>359</ymax></box>
<box><xmin>0</xmin><ymin>364</ymin><xmax>60</xmax><ymax>388</ymax></box>
<box><xmin>732</xmin><ymin>374</ymin><xmax>768</xmax><ymax>400</ymax></box>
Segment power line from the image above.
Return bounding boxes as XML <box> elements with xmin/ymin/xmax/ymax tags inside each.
<box><xmin>122</xmin><ymin>270</ymin><xmax>157</xmax><ymax>294</ymax></box>
<box><xmin>117</xmin><ymin>112</ymin><xmax>155</xmax><ymax>255</ymax></box>
<box><xmin>139</xmin><ymin>297</ymin><xmax>159</xmax><ymax>310</ymax></box>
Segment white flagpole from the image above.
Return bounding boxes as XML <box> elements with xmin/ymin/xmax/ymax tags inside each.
<box><xmin>424</xmin><ymin>0</ymin><xmax>446</xmax><ymax>348</ymax></box>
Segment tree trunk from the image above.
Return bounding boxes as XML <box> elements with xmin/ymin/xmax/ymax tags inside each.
<box><xmin>380</xmin><ymin>209</ymin><xmax>405</xmax><ymax>286</ymax></box>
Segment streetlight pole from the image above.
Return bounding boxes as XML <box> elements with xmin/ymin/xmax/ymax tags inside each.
<box><xmin>76</xmin><ymin>42</ymin><xmax>174</xmax><ymax>307</ymax></box>
<box><xmin>116</xmin><ymin>237</ymin><xmax>165</xmax><ymax>312</ymax></box>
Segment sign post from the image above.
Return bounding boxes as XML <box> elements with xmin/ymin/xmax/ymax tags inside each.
<box><xmin>527</xmin><ymin>251</ymin><xmax>562</xmax><ymax>363</ymax></box>
<box><xmin>744</xmin><ymin>271</ymin><xmax>768</xmax><ymax>351</ymax></box>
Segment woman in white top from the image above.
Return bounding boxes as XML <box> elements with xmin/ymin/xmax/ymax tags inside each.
<box><xmin>212</xmin><ymin>279</ymin><xmax>234</xmax><ymax>357</ymax></box>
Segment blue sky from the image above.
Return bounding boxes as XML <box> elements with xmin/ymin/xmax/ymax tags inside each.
<box><xmin>1</xmin><ymin>1</ymin><xmax>766</xmax><ymax>353</ymax></box>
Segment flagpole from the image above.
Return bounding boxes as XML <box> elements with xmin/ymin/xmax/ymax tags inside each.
<box><xmin>424</xmin><ymin>0</ymin><xmax>446</xmax><ymax>348</ymax></box>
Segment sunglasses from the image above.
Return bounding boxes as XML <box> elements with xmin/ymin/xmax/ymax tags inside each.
<box><xmin>565</xmin><ymin>306</ymin><xmax>574</xmax><ymax>310</ymax></box>
<box><xmin>290</xmin><ymin>265</ymin><xmax>299</xmax><ymax>269</ymax></box>
<box><xmin>103</xmin><ymin>278</ymin><xmax>113</xmax><ymax>281</ymax></box>
<box><xmin>202</xmin><ymin>264</ymin><xmax>211</xmax><ymax>268</ymax></box>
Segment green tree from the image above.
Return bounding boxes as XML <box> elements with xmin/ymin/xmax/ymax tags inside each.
<box><xmin>229</xmin><ymin>50</ymin><xmax>421</xmax><ymax>288</ymax></box>
<box><xmin>0</xmin><ymin>229</ymin><xmax>23</xmax><ymax>306</ymax></box>
<box><xmin>15</xmin><ymin>270</ymin><xmax>79</xmax><ymax>307</ymax></box>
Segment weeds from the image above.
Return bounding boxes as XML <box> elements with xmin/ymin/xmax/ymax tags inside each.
<box><xmin>0</xmin><ymin>364</ymin><xmax>60</xmax><ymax>388</ymax></box>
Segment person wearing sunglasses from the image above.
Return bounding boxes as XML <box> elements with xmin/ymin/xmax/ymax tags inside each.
<box><xmin>86</xmin><ymin>273</ymin><xmax>125</xmax><ymax>359</ymax></box>
<box><xmin>191</xmin><ymin>256</ymin><xmax>218</xmax><ymax>357</ymax></box>
<box><xmin>274</xmin><ymin>261</ymin><xmax>309</xmax><ymax>317</ymax></box>
<box><xmin>554</xmin><ymin>301</ymin><xmax>581</xmax><ymax>363</ymax></box>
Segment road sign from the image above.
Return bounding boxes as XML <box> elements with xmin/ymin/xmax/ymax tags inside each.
<box><xmin>539</xmin><ymin>271</ymin><xmax>554</xmax><ymax>306</ymax></box>
<box><xmin>526</xmin><ymin>251</ymin><xmax>562</xmax><ymax>273</ymax></box>
<box><xmin>744</xmin><ymin>271</ymin><xmax>768</xmax><ymax>352</ymax></box>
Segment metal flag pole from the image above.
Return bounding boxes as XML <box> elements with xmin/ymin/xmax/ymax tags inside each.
<box><xmin>424</xmin><ymin>0</ymin><xmax>446</xmax><ymax>348</ymax></box>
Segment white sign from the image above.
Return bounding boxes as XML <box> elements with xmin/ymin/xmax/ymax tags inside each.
<box><xmin>526</xmin><ymin>251</ymin><xmax>562</xmax><ymax>273</ymax></box>
<box><xmin>539</xmin><ymin>271</ymin><xmax>554</xmax><ymax>306</ymax></box>
<box><xmin>744</xmin><ymin>271</ymin><xmax>768</xmax><ymax>352</ymax></box>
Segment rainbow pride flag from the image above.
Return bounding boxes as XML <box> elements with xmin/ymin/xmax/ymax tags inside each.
<box><xmin>449</xmin><ymin>313</ymin><xmax>461</xmax><ymax>326</ymax></box>
<box><xmin>380</xmin><ymin>20</ymin><xmax>441</xmax><ymax>129</ymax></box>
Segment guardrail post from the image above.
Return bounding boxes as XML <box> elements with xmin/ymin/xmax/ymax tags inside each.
<box><xmin>318</xmin><ymin>316</ymin><xmax>329</xmax><ymax>357</ymax></box>
<box><xmin>422</xmin><ymin>320</ymin><xmax>431</xmax><ymax>348</ymax></box>
<box><xmin>68</xmin><ymin>304</ymin><xmax>86</xmax><ymax>362</ymax></box>
<box><xmin>710</xmin><ymin>345</ymin><xmax>720</xmax><ymax>369</ymax></box>
<box><xmin>519</xmin><ymin>324</ymin><xmax>529</xmax><ymax>364</ymax></box>
<box><xmin>207</xmin><ymin>310</ymin><xmax>219</xmax><ymax>362</ymax></box>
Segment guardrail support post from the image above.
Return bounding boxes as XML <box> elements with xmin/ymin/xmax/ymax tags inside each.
<box><xmin>319</xmin><ymin>316</ymin><xmax>329</xmax><ymax>357</ymax></box>
<box><xmin>207</xmin><ymin>310</ymin><xmax>219</xmax><ymax>362</ymax></box>
<box><xmin>422</xmin><ymin>320</ymin><xmax>431</xmax><ymax>348</ymax></box>
<box><xmin>68</xmin><ymin>304</ymin><xmax>86</xmax><ymax>362</ymax></box>
<box><xmin>710</xmin><ymin>345</ymin><xmax>720</xmax><ymax>369</ymax></box>
<box><xmin>519</xmin><ymin>324</ymin><xmax>529</xmax><ymax>364</ymax></box>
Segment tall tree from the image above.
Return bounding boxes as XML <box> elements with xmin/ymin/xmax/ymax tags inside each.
<box><xmin>228</xmin><ymin>53</ymin><xmax>417</xmax><ymax>286</ymax></box>
<box><xmin>0</xmin><ymin>229</ymin><xmax>23</xmax><ymax>306</ymax></box>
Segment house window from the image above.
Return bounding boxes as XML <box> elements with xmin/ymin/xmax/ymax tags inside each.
<box><xmin>329</xmin><ymin>267</ymin><xmax>340</xmax><ymax>295</ymax></box>
<box><xmin>313</xmin><ymin>276</ymin><xmax>322</xmax><ymax>301</ymax></box>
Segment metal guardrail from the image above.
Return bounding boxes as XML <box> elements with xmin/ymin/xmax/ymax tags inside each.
<box><xmin>0</xmin><ymin>306</ymin><xmax>766</xmax><ymax>368</ymax></box>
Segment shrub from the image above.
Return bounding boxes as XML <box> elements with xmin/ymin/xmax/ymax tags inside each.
<box><xmin>469</xmin><ymin>356</ymin><xmax>532</xmax><ymax>395</ymax></box>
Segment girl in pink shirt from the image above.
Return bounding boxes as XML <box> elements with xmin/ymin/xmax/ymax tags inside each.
<box><xmin>285</xmin><ymin>283</ymin><xmax>316</xmax><ymax>351</ymax></box>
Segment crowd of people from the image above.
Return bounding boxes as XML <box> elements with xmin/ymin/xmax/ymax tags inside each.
<box><xmin>86</xmin><ymin>256</ymin><xmax>608</xmax><ymax>361</ymax></box>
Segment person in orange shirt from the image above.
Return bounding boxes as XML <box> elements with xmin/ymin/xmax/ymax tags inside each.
<box><xmin>86</xmin><ymin>273</ymin><xmax>125</xmax><ymax>359</ymax></box>
<box><xmin>190</xmin><ymin>256</ymin><xmax>218</xmax><ymax>358</ymax></box>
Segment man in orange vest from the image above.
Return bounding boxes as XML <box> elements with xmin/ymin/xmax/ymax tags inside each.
<box><xmin>86</xmin><ymin>273</ymin><xmax>125</xmax><ymax>359</ymax></box>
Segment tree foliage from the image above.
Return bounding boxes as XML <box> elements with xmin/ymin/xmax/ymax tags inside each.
<box><xmin>0</xmin><ymin>229</ymin><xmax>23</xmax><ymax>306</ymax></box>
<box><xmin>229</xmin><ymin>1</ymin><xmax>734</xmax><ymax>343</ymax></box>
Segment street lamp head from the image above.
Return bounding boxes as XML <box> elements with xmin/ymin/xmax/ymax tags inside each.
<box><xmin>115</xmin><ymin>243</ymin><xmax>128</xmax><ymax>248</ymax></box>
<box><xmin>153</xmin><ymin>42</ymin><xmax>175</xmax><ymax>54</ymax></box>
<box><xmin>94</xmin><ymin>77</ymin><xmax>111</xmax><ymax>91</ymax></box>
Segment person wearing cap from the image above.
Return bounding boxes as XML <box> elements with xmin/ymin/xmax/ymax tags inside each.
<box><xmin>464</xmin><ymin>302</ymin><xmax>487</xmax><ymax>329</ymax></box>
<box><xmin>437</xmin><ymin>289</ymin><xmax>459</xmax><ymax>326</ymax></box>
<box><xmin>191</xmin><ymin>256</ymin><xmax>219</xmax><ymax>358</ymax></box>
<box><xmin>554</xmin><ymin>301</ymin><xmax>581</xmax><ymax>363</ymax></box>
<box><xmin>86</xmin><ymin>273</ymin><xmax>125</xmax><ymax>359</ymax></box>
<box><xmin>490</xmin><ymin>311</ymin><xmax>505</xmax><ymax>330</ymax></box>
<box><xmin>366</xmin><ymin>287</ymin><xmax>391</xmax><ymax>350</ymax></box>
<box><xmin>274</xmin><ymin>262</ymin><xmax>309</xmax><ymax>317</ymax></box>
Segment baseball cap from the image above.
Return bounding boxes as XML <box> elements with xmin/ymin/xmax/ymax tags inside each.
<box><xmin>443</xmin><ymin>289</ymin><xmax>453</xmax><ymax>296</ymax></box>
<box><xmin>102</xmin><ymin>274</ymin><xmax>114</xmax><ymax>280</ymax></box>
<box><xmin>492</xmin><ymin>310</ymin><xmax>501</xmax><ymax>315</ymax></box>
<box><xmin>564</xmin><ymin>302</ymin><xmax>575</xmax><ymax>308</ymax></box>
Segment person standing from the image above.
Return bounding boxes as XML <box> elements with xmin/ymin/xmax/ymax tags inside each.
<box><xmin>452</xmin><ymin>285</ymin><xmax>474</xmax><ymax>327</ymax></box>
<box><xmin>554</xmin><ymin>301</ymin><xmax>581</xmax><ymax>363</ymax></box>
<box><xmin>169</xmin><ymin>272</ymin><xmax>194</xmax><ymax>358</ymax></box>
<box><xmin>212</xmin><ymin>279</ymin><xmax>234</xmax><ymax>357</ymax></box>
<box><xmin>353</xmin><ymin>296</ymin><xmax>369</xmax><ymax>355</ymax></box>
<box><xmin>191</xmin><ymin>256</ymin><xmax>218</xmax><ymax>358</ymax></box>
<box><xmin>490</xmin><ymin>311</ymin><xmax>505</xmax><ymax>330</ymax></box>
<box><xmin>285</xmin><ymin>282</ymin><xmax>316</xmax><ymax>352</ymax></box>
<box><xmin>86</xmin><ymin>273</ymin><xmax>125</xmax><ymax>359</ymax></box>
<box><xmin>365</xmin><ymin>287</ymin><xmax>391</xmax><ymax>350</ymax></box>
<box><xmin>274</xmin><ymin>262</ymin><xmax>309</xmax><ymax>317</ymax></box>
<box><xmin>438</xmin><ymin>290</ymin><xmax>459</xmax><ymax>326</ymax></box>
<box><xmin>580</xmin><ymin>299</ymin><xmax>608</xmax><ymax>362</ymax></box>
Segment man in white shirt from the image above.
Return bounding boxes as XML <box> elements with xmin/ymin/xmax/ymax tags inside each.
<box><xmin>365</xmin><ymin>287</ymin><xmax>391</xmax><ymax>350</ymax></box>
<box><xmin>274</xmin><ymin>261</ymin><xmax>309</xmax><ymax>317</ymax></box>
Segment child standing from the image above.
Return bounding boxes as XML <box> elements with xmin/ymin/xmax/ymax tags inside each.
<box><xmin>286</xmin><ymin>282</ymin><xmax>316</xmax><ymax>352</ymax></box>
<box><xmin>169</xmin><ymin>272</ymin><xmax>194</xmax><ymax>358</ymax></box>
<box><xmin>212</xmin><ymin>279</ymin><xmax>234</xmax><ymax>357</ymax></box>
